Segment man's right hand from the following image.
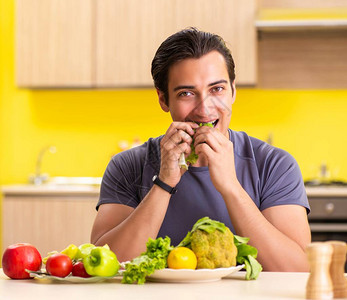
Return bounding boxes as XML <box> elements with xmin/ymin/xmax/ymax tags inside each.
<box><xmin>159</xmin><ymin>122</ymin><xmax>199</xmax><ymax>187</ymax></box>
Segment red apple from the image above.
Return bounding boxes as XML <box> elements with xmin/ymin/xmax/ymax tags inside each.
<box><xmin>72</xmin><ymin>261</ymin><xmax>91</xmax><ymax>278</ymax></box>
<box><xmin>2</xmin><ymin>243</ymin><xmax>42</xmax><ymax>279</ymax></box>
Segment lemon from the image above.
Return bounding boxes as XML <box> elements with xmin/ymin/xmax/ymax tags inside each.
<box><xmin>167</xmin><ymin>247</ymin><xmax>197</xmax><ymax>269</ymax></box>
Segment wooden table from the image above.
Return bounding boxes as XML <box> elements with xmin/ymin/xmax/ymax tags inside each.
<box><xmin>1</xmin><ymin>269</ymin><xmax>311</xmax><ymax>300</ymax></box>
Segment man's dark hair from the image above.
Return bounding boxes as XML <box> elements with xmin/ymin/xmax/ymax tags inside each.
<box><xmin>151</xmin><ymin>27</ymin><xmax>235</xmax><ymax>105</ymax></box>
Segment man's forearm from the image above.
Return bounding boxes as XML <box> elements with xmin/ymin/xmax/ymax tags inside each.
<box><xmin>222</xmin><ymin>183</ymin><xmax>310</xmax><ymax>271</ymax></box>
<box><xmin>93</xmin><ymin>185</ymin><xmax>171</xmax><ymax>262</ymax></box>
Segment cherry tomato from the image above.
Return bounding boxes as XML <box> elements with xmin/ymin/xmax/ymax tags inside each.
<box><xmin>46</xmin><ymin>253</ymin><xmax>72</xmax><ymax>277</ymax></box>
<box><xmin>72</xmin><ymin>261</ymin><xmax>91</xmax><ymax>278</ymax></box>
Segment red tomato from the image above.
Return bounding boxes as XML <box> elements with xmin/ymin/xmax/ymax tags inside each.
<box><xmin>46</xmin><ymin>253</ymin><xmax>73</xmax><ymax>277</ymax></box>
<box><xmin>72</xmin><ymin>261</ymin><xmax>91</xmax><ymax>278</ymax></box>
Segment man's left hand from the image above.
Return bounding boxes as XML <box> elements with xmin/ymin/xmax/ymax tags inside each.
<box><xmin>194</xmin><ymin>126</ymin><xmax>239</xmax><ymax>195</ymax></box>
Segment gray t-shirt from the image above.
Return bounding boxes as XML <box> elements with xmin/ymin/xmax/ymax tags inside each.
<box><xmin>97</xmin><ymin>129</ymin><xmax>310</xmax><ymax>246</ymax></box>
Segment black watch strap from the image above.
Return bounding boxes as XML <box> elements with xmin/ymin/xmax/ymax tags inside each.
<box><xmin>152</xmin><ymin>175</ymin><xmax>177</xmax><ymax>194</ymax></box>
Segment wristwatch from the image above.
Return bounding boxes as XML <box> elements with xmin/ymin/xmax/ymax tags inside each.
<box><xmin>152</xmin><ymin>175</ymin><xmax>177</xmax><ymax>194</ymax></box>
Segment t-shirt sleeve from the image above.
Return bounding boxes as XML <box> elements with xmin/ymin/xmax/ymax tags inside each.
<box><xmin>96</xmin><ymin>150</ymin><xmax>142</xmax><ymax>210</ymax></box>
<box><xmin>259</xmin><ymin>149</ymin><xmax>310</xmax><ymax>213</ymax></box>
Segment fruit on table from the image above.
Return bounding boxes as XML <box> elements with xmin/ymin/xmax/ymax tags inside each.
<box><xmin>72</xmin><ymin>261</ymin><xmax>91</xmax><ymax>278</ymax></box>
<box><xmin>42</xmin><ymin>243</ymin><xmax>95</xmax><ymax>264</ymax></box>
<box><xmin>61</xmin><ymin>244</ymin><xmax>81</xmax><ymax>260</ymax></box>
<box><xmin>75</xmin><ymin>243</ymin><xmax>96</xmax><ymax>260</ymax></box>
<box><xmin>42</xmin><ymin>251</ymin><xmax>59</xmax><ymax>265</ymax></box>
<box><xmin>2</xmin><ymin>243</ymin><xmax>42</xmax><ymax>279</ymax></box>
<box><xmin>167</xmin><ymin>247</ymin><xmax>197</xmax><ymax>269</ymax></box>
<box><xmin>83</xmin><ymin>246</ymin><xmax>119</xmax><ymax>277</ymax></box>
<box><xmin>46</xmin><ymin>253</ymin><xmax>73</xmax><ymax>277</ymax></box>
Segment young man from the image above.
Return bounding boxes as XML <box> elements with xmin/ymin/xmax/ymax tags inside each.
<box><xmin>91</xmin><ymin>28</ymin><xmax>311</xmax><ymax>271</ymax></box>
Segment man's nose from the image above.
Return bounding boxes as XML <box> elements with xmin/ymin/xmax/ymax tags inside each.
<box><xmin>193</xmin><ymin>95</ymin><xmax>215</xmax><ymax>118</ymax></box>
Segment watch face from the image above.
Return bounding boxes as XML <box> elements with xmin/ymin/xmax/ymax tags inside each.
<box><xmin>152</xmin><ymin>175</ymin><xmax>157</xmax><ymax>181</ymax></box>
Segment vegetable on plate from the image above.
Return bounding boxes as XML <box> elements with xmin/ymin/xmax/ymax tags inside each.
<box><xmin>83</xmin><ymin>245</ymin><xmax>120</xmax><ymax>277</ymax></box>
<box><xmin>178</xmin><ymin>217</ymin><xmax>262</xmax><ymax>280</ymax></box>
<box><xmin>122</xmin><ymin>236</ymin><xmax>173</xmax><ymax>284</ymax></box>
<box><xmin>177</xmin><ymin>217</ymin><xmax>237</xmax><ymax>269</ymax></box>
<box><xmin>46</xmin><ymin>253</ymin><xmax>73</xmax><ymax>278</ymax></box>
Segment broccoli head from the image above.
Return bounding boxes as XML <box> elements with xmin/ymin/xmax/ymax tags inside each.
<box><xmin>191</xmin><ymin>227</ymin><xmax>237</xmax><ymax>269</ymax></box>
<box><xmin>177</xmin><ymin>217</ymin><xmax>237</xmax><ymax>269</ymax></box>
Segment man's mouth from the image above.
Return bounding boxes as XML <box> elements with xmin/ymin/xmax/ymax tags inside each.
<box><xmin>196</xmin><ymin>119</ymin><xmax>219</xmax><ymax>128</ymax></box>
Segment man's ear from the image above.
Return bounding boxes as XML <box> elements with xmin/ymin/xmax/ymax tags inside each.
<box><xmin>157</xmin><ymin>89</ymin><xmax>169</xmax><ymax>112</ymax></box>
<box><xmin>231</xmin><ymin>81</ymin><xmax>236</xmax><ymax>104</ymax></box>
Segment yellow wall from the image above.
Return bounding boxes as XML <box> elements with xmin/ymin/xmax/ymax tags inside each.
<box><xmin>1</xmin><ymin>1</ymin><xmax>347</xmax><ymax>251</ymax></box>
<box><xmin>1</xmin><ymin>0</ymin><xmax>347</xmax><ymax>184</ymax></box>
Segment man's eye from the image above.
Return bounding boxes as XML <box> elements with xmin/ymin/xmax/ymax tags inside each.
<box><xmin>211</xmin><ymin>86</ymin><xmax>224</xmax><ymax>93</ymax></box>
<box><xmin>178</xmin><ymin>91</ymin><xmax>193</xmax><ymax>97</ymax></box>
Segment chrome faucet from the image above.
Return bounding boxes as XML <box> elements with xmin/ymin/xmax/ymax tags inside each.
<box><xmin>266</xmin><ymin>132</ymin><xmax>273</xmax><ymax>146</ymax></box>
<box><xmin>319</xmin><ymin>162</ymin><xmax>330</xmax><ymax>183</ymax></box>
<box><xmin>29</xmin><ymin>145</ymin><xmax>56</xmax><ymax>185</ymax></box>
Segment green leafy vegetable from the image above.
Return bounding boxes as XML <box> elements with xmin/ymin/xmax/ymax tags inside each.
<box><xmin>121</xmin><ymin>236</ymin><xmax>173</xmax><ymax>284</ymax></box>
<box><xmin>192</xmin><ymin>216</ymin><xmax>226</xmax><ymax>233</ymax></box>
<box><xmin>178</xmin><ymin>217</ymin><xmax>262</xmax><ymax>280</ymax></box>
<box><xmin>186</xmin><ymin>122</ymin><xmax>214</xmax><ymax>165</ymax></box>
<box><xmin>186</xmin><ymin>145</ymin><xmax>199</xmax><ymax>165</ymax></box>
<box><xmin>177</xmin><ymin>217</ymin><xmax>237</xmax><ymax>269</ymax></box>
<box><xmin>234</xmin><ymin>235</ymin><xmax>263</xmax><ymax>280</ymax></box>
<box><xmin>178</xmin><ymin>217</ymin><xmax>227</xmax><ymax>248</ymax></box>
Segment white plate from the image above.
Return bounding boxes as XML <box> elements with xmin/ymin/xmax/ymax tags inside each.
<box><xmin>147</xmin><ymin>265</ymin><xmax>244</xmax><ymax>283</ymax></box>
<box><xmin>28</xmin><ymin>272</ymin><xmax>115</xmax><ymax>283</ymax></box>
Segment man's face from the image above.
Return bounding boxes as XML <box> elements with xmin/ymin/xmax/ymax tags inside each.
<box><xmin>159</xmin><ymin>51</ymin><xmax>235</xmax><ymax>138</ymax></box>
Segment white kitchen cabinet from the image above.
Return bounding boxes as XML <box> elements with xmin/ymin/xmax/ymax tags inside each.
<box><xmin>1</xmin><ymin>187</ymin><xmax>98</xmax><ymax>258</ymax></box>
<box><xmin>16</xmin><ymin>0</ymin><xmax>257</xmax><ymax>87</ymax></box>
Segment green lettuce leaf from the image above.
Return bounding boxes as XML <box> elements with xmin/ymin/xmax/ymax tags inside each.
<box><xmin>191</xmin><ymin>216</ymin><xmax>226</xmax><ymax>233</ymax></box>
<box><xmin>234</xmin><ymin>235</ymin><xmax>250</xmax><ymax>245</ymax></box>
<box><xmin>186</xmin><ymin>122</ymin><xmax>213</xmax><ymax>165</ymax></box>
<box><xmin>186</xmin><ymin>145</ymin><xmax>199</xmax><ymax>165</ymax></box>
<box><xmin>121</xmin><ymin>255</ymin><xmax>157</xmax><ymax>284</ymax></box>
<box><xmin>234</xmin><ymin>235</ymin><xmax>262</xmax><ymax>280</ymax></box>
<box><xmin>236</xmin><ymin>243</ymin><xmax>258</xmax><ymax>258</ymax></box>
<box><xmin>121</xmin><ymin>236</ymin><xmax>173</xmax><ymax>284</ymax></box>
<box><xmin>177</xmin><ymin>217</ymin><xmax>227</xmax><ymax>248</ymax></box>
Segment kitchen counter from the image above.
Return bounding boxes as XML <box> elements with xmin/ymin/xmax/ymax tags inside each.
<box><xmin>2</xmin><ymin>184</ymin><xmax>347</xmax><ymax>197</ymax></box>
<box><xmin>0</xmin><ymin>269</ymin><xmax>311</xmax><ymax>300</ymax></box>
<box><xmin>1</xmin><ymin>184</ymin><xmax>100</xmax><ymax>196</ymax></box>
<box><xmin>305</xmin><ymin>186</ymin><xmax>347</xmax><ymax>197</ymax></box>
